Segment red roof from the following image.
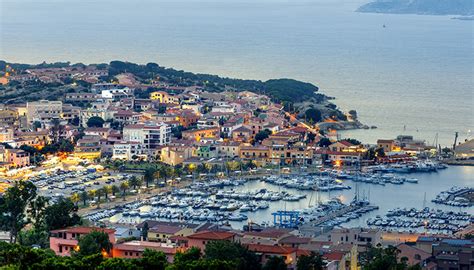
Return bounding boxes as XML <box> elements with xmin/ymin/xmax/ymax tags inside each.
<box><xmin>50</xmin><ymin>226</ymin><xmax>115</xmax><ymax>234</ymax></box>
<box><xmin>246</xmin><ymin>244</ymin><xmax>297</xmax><ymax>254</ymax></box>
<box><xmin>323</xmin><ymin>251</ymin><xmax>346</xmax><ymax>261</ymax></box>
<box><xmin>187</xmin><ymin>231</ymin><xmax>236</xmax><ymax>240</ymax></box>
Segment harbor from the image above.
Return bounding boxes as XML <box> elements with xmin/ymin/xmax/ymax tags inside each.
<box><xmin>82</xmin><ymin>165</ymin><xmax>474</xmax><ymax>235</ymax></box>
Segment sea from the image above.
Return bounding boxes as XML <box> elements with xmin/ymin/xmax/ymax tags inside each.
<box><xmin>1</xmin><ymin>0</ymin><xmax>473</xmax><ymax>227</ymax></box>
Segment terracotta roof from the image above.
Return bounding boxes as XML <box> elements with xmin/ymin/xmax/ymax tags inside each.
<box><xmin>278</xmin><ymin>235</ymin><xmax>312</xmax><ymax>245</ymax></box>
<box><xmin>187</xmin><ymin>231</ymin><xmax>235</xmax><ymax>240</ymax></box>
<box><xmin>323</xmin><ymin>251</ymin><xmax>346</xmax><ymax>261</ymax></box>
<box><xmin>50</xmin><ymin>226</ymin><xmax>115</xmax><ymax>234</ymax></box>
<box><xmin>149</xmin><ymin>225</ymin><xmax>183</xmax><ymax>235</ymax></box>
<box><xmin>246</xmin><ymin>244</ymin><xmax>297</xmax><ymax>254</ymax></box>
<box><xmin>244</xmin><ymin>228</ymin><xmax>291</xmax><ymax>239</ymax></box>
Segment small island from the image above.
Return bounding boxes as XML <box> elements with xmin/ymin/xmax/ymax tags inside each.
<box><xmin>357</xmin><ymin>0</ymin><xmax>474</xmax><ymax>16</ymax></box>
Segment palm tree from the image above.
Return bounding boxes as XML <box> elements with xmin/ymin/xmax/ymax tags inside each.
<box><xmin>70</xmin><ymin>193</ymin><xmax>80</xmax><ymax>206</ymax></box>
<box><xmin>111</xmin><ymin>185</ymin><xmax>120</xmax><ymax>197</ymax></box>
<box><xmin>88</xmin><ymin>189</ymin><xmax>97</xmax><ymax>202</ymax></box>
<box><xmin>128</xmin><ymin>176</ymin><xmax>140</xmax><ymax>190</ymax></box>
<box><xmin>80</xmin><ymin>191</ymin><xmax>89</xmax><ymax>206</ymax></box>
<box><xmin>102</xmin><ymin>186</ymin><xmax>112</xmax><ymax>201</ymax></box>
<box><xmin>143</xmin><ymin>168</ymin><xmax>156</xmax><ymax>188</ymax></box>
<box><xmin>120</xmin><ymin>182</ymin><xmax>129</xmax><ymax>201</ymax></box>
<box><xmin>96</xmin><ymin>188</ymin><xmax>103</xmax><ymax>208</ymax></box>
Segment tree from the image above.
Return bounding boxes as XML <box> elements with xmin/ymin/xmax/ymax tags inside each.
<box><xmin>173</xmin><ymin>247</ymin><xmax>202</xmax><ymax>265</ymax></box>
<box><xmin>17</xmin><ymin>229</ymin><xmax>49</xmax><ymax>248</ymax></box>
<box><xmin>0</xmin><ymin>181</ymin><xmax>37</xmax><ymax>243</ymax></box>
<box><xmin>76</xmin><ymin>231</ymin><xmax>113</xmax><ymax>257</ymax></box>
<box><xmin>111</xmin><ymin>185</ymin><xmax>120</xmax><ymax>197</ymax></box>
<box><xmin>255</xmin><ymin>129</ymin><xmax>271</xmax><ymax>142</ymax></box>
<box><xmin>139</xmin><ymin>249</ymin><xmax>168</xmax><ymax>270</ymax></box>
<box><xmin>32</xmin><ymin>121</ymin><xmax>42</xmax><ymax>131</ymax></box>
<box><xmin>318</xmin><ymin>137</ymin><xmax>332</xmax><ymax>147</ymax></box>
<box><xmin>103</xmin><ymin>186</ymin><xmax>112</xmax><ymax>201</ymax></box>
<box><xmin>43</xmin><ymin>198</ymin><xmax>81</xmax><ymax>231</ymax></box>
<box><xmin>297</xmin><ymin>252</ymin><xmax>325</xmax><ymax>270</ymax></box>
<box><xmin>49</xmin><ymin>119</ymin><xmax>64</xmax><ymax>144</ymax></box>
<box><xmin>28</xmin><ymin>196</ymin><xmax>48</xmax><ymax>230</ymax></box>
<box><xmin>143</xmin><ymin>168</ymin><xmax>156</xmax><ymax>188</ymax></box>
<box><xmin>375</xmin><ymin>147</ymin><xmax>385</xmax><ymax>157</ymax></box>
<box><xmin>86</xmin><ymin>116</ymin><xmax>105</xmax><ymax>128</ymax></box>
<box><xmin>120</xmin><ymin>182</ymin><xmax>129</xmax><ymax>200</ymax></box>
<box><xmin>70</xmin><ymin>193</ymin><xmax>80</xmax><ymax>205</ymax></box>
<box><xmin>305</xmin><ymin>108</ymin><xmax>322</xmax><ymax>123</ymax></box>
<box><xmin>80</xmin><ymin>191</ymin><xmax>89</xmax><ymax>206</ymax></box>
<box><xmin>128</xmin><ymin>176</ymin><xmax>141</xmax><ymax>190</ymax></box>
<box><xmin>263</xmin><ymin>256</ymin><xmax>287</xmax><ymax>270</ymax></box>
<box><xmin>205</xmin><ymin>241</ymin><xmax>261</xmax><ymax>270</ymax></box>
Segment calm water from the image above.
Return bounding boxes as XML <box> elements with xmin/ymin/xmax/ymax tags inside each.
<box><xmin>0</xmin><ymin>0</ymin><xmax>473</xmax><ymax>146</ymax></box>
<box><xmin>228</xmin><ymin>166</ymin><xmax>474</xmax><ymax>228</ymax></box>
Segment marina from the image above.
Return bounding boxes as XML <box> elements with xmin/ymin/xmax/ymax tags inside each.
<box><xmin>432</xmin><ymin>186</ymin><xmax>473</xmax><ymax>207</ymax></box>
<box><xmin>367</xmin><ymin>208</ymin><xmax>472</xmax><ymax>234</ymax></box>
<box><xmin>81</xmin><ymin>166</ymin><xmax>473</xmax><ymax>234</ymax></box>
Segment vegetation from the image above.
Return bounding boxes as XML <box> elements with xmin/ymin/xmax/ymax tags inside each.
<box><xmin>0</xmin><ymin>181</ymin><xmax>81</xmax><ymax>245</ymax></box>
<box><xmin>87</xmin><ymin>116</ymin><xmax>105</xmax><ymax>128</ymax></box>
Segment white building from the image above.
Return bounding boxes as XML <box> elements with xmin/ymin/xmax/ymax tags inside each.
<box><xmin>26</xmin><ymin>100</ymin><xmax>62</xmax><ymax>125</ymax></box>
<box><xmin>112</xmin><ymin>141</ymin><xmax>146</xmax><ymax>160</ymax></box>
<box><xmin>101</xmin><ymin>87</ymin><xmax>132</xmax><ymax>99</ymax></box>
<box><xmin>123</xmin><ymin>122</ymin><xmax>171</xmax><ymax>154</ymax></box>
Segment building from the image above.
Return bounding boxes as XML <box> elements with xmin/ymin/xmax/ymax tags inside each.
<box><xmin>377</xmin><ymin>139</ymin><xmax>397</xmax><ymax>153</ymax></box>
<box><xmin>112</xmin><ymin>141</ymin><xmax>146</xmax><ymax>160</ymax></box>
<box><xmin>26</xmin><ymin>100</ymin><xmax>62</xmax><ymax>125</ymax></box>
<box><xmin>186</xmin><ymin>231</ymin><xmax>238</xmax><ymax>251</ymax></box>
<box><xmin>160</xmin><ymin>145</ymin><xmax>194</xmax><ymax>166</ymax></box>
<box><xmin>0</xmin><ymin>146</ymin><xmax>30</xmax><ymax>167</ymax></box>
<box><xmin>432</xmin><ymin>238</ymin><xmax>474</xmax><ymax>270</ymax></box>
<box><xmin>112</xmin><ymin>241</ymin><xmax>181</xmax><ymax>262</ymax></box>
<box><xmin>217</xmin><ymin>141</ymin><xmax>240</xmax><ymax>158</ymax></box>
<box><xmin>454</xmin><ymin>139</ymin><xmax>474</xmax><ymax>159</ymax></box>
<box><xmin>182</xmin><ymin>127</ymin><xmax>220</xmax><ymax>141</ymax></box>
<box><xmin>74</xmin><ymin>135</ymin><xmax>102</xmax><ymax>159</ymax></box>
<box><xmin>123</xmin><ymin>122</ymin><xmax>171</xmax><ymax>155</ymax></box>
<box><xmin>329</xmin><ymin>228</ymin><xmax>382</xmax><ymax>248</ymax></box>
<box><xmin>49</xmin><ymin>227</ymin><xmax>116</xmax><ymax>256</ymax></box>
<box><xmin>396</xmin><ymin>243</ymin><xmax>432</xmax><ymax>267</ymax></box>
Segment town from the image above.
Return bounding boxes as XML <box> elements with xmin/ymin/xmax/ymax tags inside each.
<box><xmin>0</xmin><ymin>62</ymin><xmax>473</xmax><ymax>270</ymax></box>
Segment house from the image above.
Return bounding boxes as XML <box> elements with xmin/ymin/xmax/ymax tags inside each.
<box><xmin>74</xmin><ymin>135</ymin><xmax>102</xmax><ymax>159</ymax></box>
<box><xmin>217</xmin><ymin>141</ymin><xmax>241</xmax><ymax>158</ymax></box>
<box><xmin>186</xmin><ymin>231</ymin><xmax>238</xmax><ymax>251</ymax></box>
<box><xmin>49</xmin><ymin>227</ymin><xmax>116</xmax><ymax>256</ymax></box>
<box><xmin>112</xmin><ymin>241</ymin><xmax>181</xmax><ymax>262</ymax></box>
<box><xmin>0</xmin><ymin>146</ymin><xmax>30</xmax><ymax>168</ymax></box>
<box><xmin>328</xmin><ymin>141</ymin><xmax>354</xmax><ymax>152</ymax></box>
<box><xmin>182</xmin><ymin>127</ymin><xmax>220</xmax><ymax>141</ymax></box>
<box><xmin>329</xmin><ymin>228</ymin><xmax>382</xmax><ymax>248</ymax></box>
<box><xmin>246</xmin><ymin>244</ymin><xmax>305</xmax><ymax>269</ymax></box>
<box><xmin>231</xmin><ymin>126</ymin><xmax>252</xmax><ymax>142</ymax></box>
<box><xmin>241</xmin><ymin>228</ymin><xmax>293</xmax><ymax>245</ymax></box>
<box><xmin>147</xmin><ymin>222</ymin><xmax>199</xmax><ymax>243</ymax></box>
<box><xmin>396</xmin><ymin>243</ymin><xmax>431</xmax><ymax>267</ymax></box>
<box><xmin>454</xmin><ymin>139</ymin><xmax>474</xmax><ymax>158</ymax></box>
<box><xmin>112</xmin><ymin>141</ymin><xmax>146</xmax><ymax>160</ymax></box>
<box><xmin>239</xmin><ymin>145</ymin><xmax>270</xmax><ymax>166</ymax></box>
<box><xmin>160</xmin><ymin>145</ymin><xmax>194</xmax><ymax>166</ymax></box>
<box><xmin>432</xmin><ymin>238</ymin><xmax>474</xmax><ymax>270</ymax></box>
<box><xmin>377</xmin><ymin>139</ymin><xmax>397</xmax><ymax>153</ymax></box>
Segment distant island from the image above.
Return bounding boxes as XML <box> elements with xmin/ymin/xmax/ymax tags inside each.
<box><xmin>357</xmin><ymin>0</ymin><xmax>474</xmax><ymax>16</ymax></box>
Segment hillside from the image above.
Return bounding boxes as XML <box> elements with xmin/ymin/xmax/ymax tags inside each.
<box><xmin>357</xmin><ymin>0</ymin><xmax>474</xmax><ymax>15</ymax></box>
